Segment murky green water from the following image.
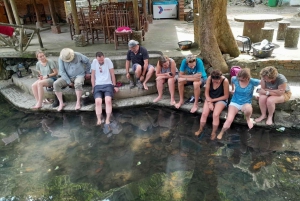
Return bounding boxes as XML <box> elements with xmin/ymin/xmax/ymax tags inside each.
<box><xmin>0</xmin><ymin>95</ymin><xmax>300</xmax><ymax>201</ymax></box>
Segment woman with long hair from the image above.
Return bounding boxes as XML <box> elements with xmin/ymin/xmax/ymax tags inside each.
<box><xmin>153</xmin><ymin>55</ymin><xmax>178</xmax><ymax>105</ymax></box>
<box><xmin>195</xmin><ymin>69</ymin><xmax>229</xmax><ymax>140</ymax></box>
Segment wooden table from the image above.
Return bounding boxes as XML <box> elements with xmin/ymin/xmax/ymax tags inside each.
<box><xmin>234</xmin><ymin>14</ymin><xmax>283</xmax><ymax>43</ymax></box>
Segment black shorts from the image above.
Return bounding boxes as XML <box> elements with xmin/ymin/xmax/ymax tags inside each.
<box><xmin>93</xmin><ymin>84</ymin><xmax>114</xmax><ymax>99</ymax></box>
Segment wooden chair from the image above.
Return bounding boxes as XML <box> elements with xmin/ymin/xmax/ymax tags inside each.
<box><xmin>114</xmin><ymin>11</ymin><xmax>132</xmax><ymax>50</ymax></box>
<box><xmin>105</xmin><ymin>12</ymin><xmax>117</xmax><ymax>43</ymax></box>
<box><xmin>88</xmin><ymin>10</ymin><xmax>107</xmax><ymax>44</ymax></box>
<box><xmin>67</xmin><ymin>12</ymin><xmax>91</xmax><ymax>43</ymax></box>
<box><xmin>67</xmin><ymin>14</ymin><xmax>75</xmax><ymax>40</ymax></box>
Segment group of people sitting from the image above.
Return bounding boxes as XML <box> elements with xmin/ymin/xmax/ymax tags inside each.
<box><xmin>31</xmin><ymin>39</ymin><xmax>292</xmax><ymax>138</ymax></box>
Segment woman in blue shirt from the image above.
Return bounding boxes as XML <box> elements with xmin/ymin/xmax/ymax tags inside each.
<box><xmin>217</xmin><ymin>68</ymin><xmax>260</xmax><ymax>140</ymax></box>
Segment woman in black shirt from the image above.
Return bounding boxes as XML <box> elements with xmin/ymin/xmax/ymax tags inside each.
<box><xmin>195</xmin><ymin>69</ymin><xmax>229</xmax><ymax>140</ymax></box>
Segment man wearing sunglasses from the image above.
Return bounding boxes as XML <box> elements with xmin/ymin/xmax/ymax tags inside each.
<box><xmin>175</xmin><ymin>54</ymin><xmax>207</xmax><ymax>113</ymax></box>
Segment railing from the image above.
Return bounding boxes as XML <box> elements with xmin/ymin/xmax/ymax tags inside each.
<box><xmin>0</xmin><ymin>23</ymin><xmax>44</xmax><ymax>53</ymax></box>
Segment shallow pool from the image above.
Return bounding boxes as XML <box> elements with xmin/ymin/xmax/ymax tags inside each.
<box><xmin>0</xmin><ymin>95</ymin><xmax>299</xmax><ymax>201</ymax></box>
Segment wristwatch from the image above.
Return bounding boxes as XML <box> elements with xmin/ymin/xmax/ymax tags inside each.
<box><xmin>47</xmin><ymin>74</ymin><xmax>49</xmax><ymax>78</ymax></box>
<box><xmin>266</xmin><ymin>91</ymin><xmax>270</xmax><ymax>96</ymax></box>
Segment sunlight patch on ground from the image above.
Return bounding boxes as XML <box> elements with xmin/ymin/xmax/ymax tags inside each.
<box><xmin>175</xmin><ymin>25</ymin><xmax>194</xmax><ymax>55</ymax></box>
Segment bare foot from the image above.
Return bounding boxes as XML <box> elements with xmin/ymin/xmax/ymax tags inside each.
<box><xmin>175</xmin><ymin>102</ymin><xmax>183</xmax><ymax>109</ymax></box>
<box><xmin>217</xmin><ymin>131</ymin><xmax>224</xmax><ymax>140</ymax></box>
<box><xmin>170</xmin><ymin>100</ymin><xmax>176</xmax><ymax>105</ymax></box>
<box><xmin>255</xmin><ymin>115</ymin><xmax>266</xmax><ymax>123</ymax></box>
<box><xmin>190</xmin><ymin>105</ymin><xmax>198</xmax><ymax>113</ymax></box>
<box><xmin>57</xmin><ymin>104</ymin><xmax>66</xmax><ymax>112</ymax></box>
<box><xmin>153</xmin><ymin>96</ymin><xmax>162</xmax><ymax>103</ymax></box>
<box><xmin>32</xmin><ymin>105</ymin><xmax>42</xmax><ymax>110</ymax></box>
<box><xmin>266</xmin><ymin>117</ymin><xmax>273</xmax><ymax>125</ymax></box>
<box><xmin>195</xmin><ymin>128</ymin><xmax>202</xmax><ymax>136</ymax></box>
<box><xmin>143</xmin><ymin>83</ymin><xmax>148</xmax><ymax>90</ymax></box>
<box><xmin>96</xmin><ymin>119</ymin><xmax>102</xmax><ymax>126</ymax></box>
<box><xmin>247</xmin><ymin>118</ymin><xmax>254</xmax><ymax>129</ymax></box>
<box><xmin>210</xmin><ymin>132</ymin><xmax>216</xmax><ymax>140</ymax></box>
<box><xmin>75</xmin><ymin>103</ymin><xmax>81</xmax><ymax>110</ymax></box>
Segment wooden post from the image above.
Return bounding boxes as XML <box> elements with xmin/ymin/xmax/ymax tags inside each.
<box><xmin>70</xmin><ymin>0</ymin><xmax>79</xmax><ymax>35</ymax></box>
<box><xmin>48</xmin><ymin>0</ymin><xmax>61</xmax><ymax>34</ymax></box>
<box><xmin>261</xmin><ymin>27</ymin><xmax>274</xmax><ymax>42</ymax></box>
<box><xmin>284</xmin><ymin>26</ymin><xmax>300</xmax><ymax>48</ymax></box>
<box><xmin>3</xmin><ymin>0</ymin><xmax>14</xmax><ymax>24</ymax></box>
<box><xmin>133</xmin><ymin>0</ymin><xmax>140</xmax><ymax>30</ymax></box>
<box><xmin>32</xmin><ymin>0</ymin><xmax>43</xmax><ymax>28</ymax></box>
<box><xmin>9</xmin><ymin>0</ymin><xmax>21</xmax><ymax>25</ymax></box>
<box><xmin>142</xmin><ymin>0</ymin><xmax>147</xmax><ymax>19</ymax></box>
<box><xmin>277</xmin><ymin>21</ymin><xmax>290</xmax><ymax>40</ymax></box>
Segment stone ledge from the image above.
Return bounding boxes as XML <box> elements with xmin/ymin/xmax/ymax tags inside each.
<box><xmin>1</xmin><ymin>78</ymin><xmax>300</xmax><ymax>130</ymax></box>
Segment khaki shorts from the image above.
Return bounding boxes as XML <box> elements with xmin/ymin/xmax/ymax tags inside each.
<box><xmin>284</xmin><ymin>91</ymin><xmax>292</xmax><ymax>102</ymax></box>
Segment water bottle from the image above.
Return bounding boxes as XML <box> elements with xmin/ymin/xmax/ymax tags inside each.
<box><xmin>259</xmin><ymin>39</ymin><xmax>269</xmax><ymax>50</ymax></box>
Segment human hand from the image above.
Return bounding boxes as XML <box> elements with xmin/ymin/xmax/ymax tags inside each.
<box><xmin>114</xmin><ymin>87</ymin><xmax>119</xmax><ymax>93</ymax></box>
<box><xmin>85</xmin><ymin>73</ymin><xmax>91</xmax><ymax>80</ymax></box>
<box><xmin>178</xmin><ymin>77</ymin><xmax>187</xmax><ymax>83</ymax></box>
<box><xmin>69</xmin><ymin>82</ymin><xmax>74</xmax><ymax>88</ymax></box>
<box><xmin>259</xmin><ymin>89</ymin><xmax>266</xmax><ymax>95</ymax></box>
<box><xmin>230</xmin><ymin>90</ymin><xmax>235</xmax><ymax>95</ymax></box>
<box><xmin>156</xmin><ymin>77</ymin><xmax>162</xmax><ymax>81</ymax></box>
<box><xmin>126</xmin><ymin>72</ymin><xmax>130</xmax><ymax>79</ymax></box>
<box><xmin>208</xmin><ymin>102</ymin><xmax>214</xmax><ymax>111</ymax></box>
<box><xmin>140</xmin><ymin>75</ymin><xmax>145</xmax><ymax>82</ymax></box>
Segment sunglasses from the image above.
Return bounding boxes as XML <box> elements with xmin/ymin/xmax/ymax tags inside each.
<box><xmin>211</xmin><ymin>75</ymin><xmax>221</xmax><ymax>80</ymax></box>
<box><xmin>188</xmin><ymin>59</ymin><xmax>195</xmax><ymax>63</ymax></box>
<box><xmin>99</xmin><ymin>65</ymin><xmax>102</xmax><ymax>73</ymax></box>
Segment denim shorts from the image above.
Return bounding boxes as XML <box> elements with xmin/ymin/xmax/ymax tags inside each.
<box><xmin>94</xmin><ymin>84</ymin><xmax>114</xmax><ymax>99</ymax></box>
<box><xmin>229</xmin><ymin>102</ymin><xmax>244</xmax><ymax>110</ymax></box>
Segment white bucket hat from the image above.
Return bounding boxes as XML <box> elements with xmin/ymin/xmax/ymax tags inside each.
<box><xmin>60</xmin><ymin>48</ymin><xmax>75</xmax><ymax>62</ymax></box>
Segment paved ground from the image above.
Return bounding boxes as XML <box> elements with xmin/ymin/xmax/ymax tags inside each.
<box><xmin>0</xmin><ymin>4</ymin><xmax>299</xmax><ymax>58</ymax></box>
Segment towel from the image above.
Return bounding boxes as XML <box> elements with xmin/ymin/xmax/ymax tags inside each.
<box><xmin>0</xmin><ymin>25</ymin><xmax>15</xmax><ymax>37</ymax></box>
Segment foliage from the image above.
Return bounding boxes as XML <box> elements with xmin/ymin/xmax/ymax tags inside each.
<box><xmin>44</xmin><ymin>175</ymin><xmax>103</xmax><ymax>201</ymax></box>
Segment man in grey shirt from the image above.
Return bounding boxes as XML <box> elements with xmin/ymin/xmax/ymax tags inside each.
<box><xmin>53</xmin><ymin>48</ymin><xmax>91</xmax><ymax>111</ymax></box>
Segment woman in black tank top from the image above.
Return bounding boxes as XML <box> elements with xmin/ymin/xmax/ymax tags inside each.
<box><xmin>195</xmin><ymin>69</ymin><xmax>229</xmax><ymax>140</ymax></box>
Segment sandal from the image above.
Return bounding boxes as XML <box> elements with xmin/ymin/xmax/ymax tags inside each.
<box><xmin>43</xmin><ymin>98</ymin><xmax>54</xmax><ymax>104</ymax></box>
<box><xmin>103</xmin><ymin>124</ymin><xmax>112</xmax><ymax>135</ymax></box>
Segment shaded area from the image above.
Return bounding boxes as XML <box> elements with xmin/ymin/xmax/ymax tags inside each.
<box><xmin>0</xmin><ymin>95</ymin><xmax>300</xmax><ymax>200</ymax></box>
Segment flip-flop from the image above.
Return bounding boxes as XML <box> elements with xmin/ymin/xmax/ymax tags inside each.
<box><xmin>103</xmin><ymin>124</ymin><xmax>112</xmax><ymax>135</ymax></box>
<box><xmin>43</xmin><ymin>98</ymin><xmax>54</xmax><ymax>104</ymax></box>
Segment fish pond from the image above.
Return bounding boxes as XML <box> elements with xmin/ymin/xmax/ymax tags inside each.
<box><xmin>0</xmin><ymin>95</ymin><xmax>300</xmax><ymax>201</ymax></box>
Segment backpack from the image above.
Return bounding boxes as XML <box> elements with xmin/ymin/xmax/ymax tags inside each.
<box><xmin>230</xmin><ymin>66</ymin><xmax>241</xmax><ymax>77</ymax></box>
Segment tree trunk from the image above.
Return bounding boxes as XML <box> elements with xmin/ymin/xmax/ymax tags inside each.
<box><xmin>198</xmin><ymin>0</ymin><xmax>240</xmax><ymax>72</ymax></box>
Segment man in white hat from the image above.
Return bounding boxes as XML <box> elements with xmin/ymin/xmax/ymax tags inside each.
<box><xmin>125</xmin><ymin>40</ymin><xmax>155</xmax><ymax>90</ymax></box>
<box><xmin>53</xmin><ymin>48</ymin><xmax>91</xmax><ymax>111</ymax></box>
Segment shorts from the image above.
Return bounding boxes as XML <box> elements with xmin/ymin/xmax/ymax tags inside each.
<box><xmin>46</xmin><ymin>78</ymin><xmax>55</xmax><ymax>86</ymax></box>
<box><xmin>284</xmin><ymin>91</ymin><xmax>292</xmax><ymax>102</ymax></box>
<box><xmin>215</xmin><ymin>100</ymin><xmax>228</xmax><ymax>107</ymax></box>
<box><xmin>185</xmin><ymin>77</ymin><xmax>207</xmax><ymax>88</ymax></box>
<box><xmin>229</xmin><ymin>102</ymin><xmax>244</xmax><ymax>110</ymax></box>
<box><xmin>93</xmin><ymin>84</ymin><xmax>114</xmax><ymax>99</ymax></box>
<box><xmin>132</xmin><ymin>63</ymin><xmax>154</xmax><ymax>72</ymax></box>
